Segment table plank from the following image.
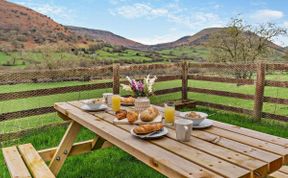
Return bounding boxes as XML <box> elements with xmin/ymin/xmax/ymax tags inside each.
<box><xmin>54</xmin><ymin>102</ymin><xmax>223</xmax><ymax>178</ymax></box>
<box><xmin>191</xmin><ymin>130</ymin><xmax>283</xmax><ymax>173</ymax></box>
<box><xmin>69</xmin><ymin>101</ymin><xmax>251</xmax><ymax>178</ymax></box>
<box><xmin>153</xmin><ymin>105</ymin><xmax>283</xmax><ymax>172</ymax></box>
<box><xmin>94</xmin><ymin>112</ymin><xmax>250</xmax><ymax>178</ymax></box>
<box><xmin>205</xmin><ymin>127</ymin><xmax>288</xmax><ymax>163</ymax></box>
<box><xmin>211</xmin><ymin>121</ymin><xmax>288</xmax><ymax>147</ymax></box>
<box><xmin>103</xmin><ymin>108</ymin><xmax>268</xmax><ymax>176</ymax></box>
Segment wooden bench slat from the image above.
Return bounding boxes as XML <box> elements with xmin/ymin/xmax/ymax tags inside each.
<box><xmin>2</xmin><ymin>146</ymin><xmax>31</xmax><ymax>178</ymax></box>
<box><xmin>278</xmin><ymin>166</ymin><xmax>288</xmax><ymax>174</ymax></box>
<box><xmin>18</xmin><ymin>143</ymin><xmax>55</xmax><ymax>178</ymax></box>
<box><xmin>269</xmin><ymin>171</ymin><xmax>288</xmax><ymax>178</ymax></box>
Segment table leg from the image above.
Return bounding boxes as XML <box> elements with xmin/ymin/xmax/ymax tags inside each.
<box><xmin>49</xmin><ymin>121</ymin><xmax>81</xmax><ymax>176</ymax></box>
<box><xmin>91</xmin><ymin>136</ymin><xmax>114</xmax><ymax>150</ymax></box>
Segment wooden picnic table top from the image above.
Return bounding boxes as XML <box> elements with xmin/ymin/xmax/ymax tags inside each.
<box><xmin>54</xmin><ymin>99</ymin><xmax>288</xmax><ymax>178</ymax></box>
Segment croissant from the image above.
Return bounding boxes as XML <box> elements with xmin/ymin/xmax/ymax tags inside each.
<box><xmin>140</xmin><ymin>107</ymin><xmax>159</xmax><ymax>122</ymax></box>
<box><xmin>127</xmin><ymin>111</ymin><xmax>138</xmax><ymax>124</ymax></box>
<box><xmin>115</xmin><ymin>110</ymin><xmax>127</xmax><ymax>120</ymax></box>
<box><xmin>133</xmin><ymin>123</ymin><xmax>164</xmax><ymax>135</ymax></box>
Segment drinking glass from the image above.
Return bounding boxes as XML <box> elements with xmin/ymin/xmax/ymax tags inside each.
<box><xmin>164</xmin><ymin>102</ymin><xmax>175</xmax><ymax>125</ymax></box>
<box><xmin>112</xmin><ymin>95</ymin><xmax>121</xmax><ymax>112</ymax></box>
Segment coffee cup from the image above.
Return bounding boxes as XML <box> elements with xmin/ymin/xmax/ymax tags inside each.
<box><xmin>174</xmin><ymin>119</ymin><xmax>193</xmax><ymax>142</ymax></box>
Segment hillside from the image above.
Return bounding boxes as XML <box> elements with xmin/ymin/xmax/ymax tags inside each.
<box><xmin>149</xmin><ymin>28</ymin><xmax>223</xmax><ymax>51</ymax></box>
<box><xmin>67</xmin><ymin>26</ymin><xmax>145</xmax><ymax>49</ymax></box>
<box><xmin>0</xmin><ymin>0</ymin><xmax>87</xmax><ymax>51</ymax></box>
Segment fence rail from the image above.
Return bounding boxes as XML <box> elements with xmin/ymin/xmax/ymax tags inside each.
<box><xmin>1</xmin><ymin>62</ymin><xmax>288</xmax><ymax>142</ymax></box>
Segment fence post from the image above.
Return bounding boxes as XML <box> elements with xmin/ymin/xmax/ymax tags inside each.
<box><xmin>181</xmin><ymin>61</ymin><xmax>188</xmax><ymax>101</ymax></box>
<box><xmin>253</xmin><ymin>62</ymin><xmax>266</xmax><ymax>121</ymax></box>
<box><xmin>113</xmin><ymin>63</ymin><xmax>120</xmax><ymax>94</ymax></box>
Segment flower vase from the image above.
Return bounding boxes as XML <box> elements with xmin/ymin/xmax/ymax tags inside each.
<box><xmin>134</xmin><ymin>97</ymin><xmax>150</xmax><ymax>112</ymax></box>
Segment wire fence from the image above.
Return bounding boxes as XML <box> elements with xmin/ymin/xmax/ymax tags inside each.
<box><xmin>0</xmin><ymin>62</ymin><xmax>288</xmax><ymax>146</ymax></box>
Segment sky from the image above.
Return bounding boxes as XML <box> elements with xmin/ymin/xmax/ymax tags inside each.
<box><xmin>11</xmin><ymin>0</ymin><xmax>288</xmax><ymax>47</ymax></box>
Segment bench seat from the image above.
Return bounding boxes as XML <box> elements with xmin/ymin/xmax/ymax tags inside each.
<box><xmin>269</xmin><ymin>165</ymin><xmax>288</xmax><ymax>178</ymax></box>
<box><xmin>2</xmin><ymin>143</ymin><xmax>55</xmax><ymax>178</ymax></box>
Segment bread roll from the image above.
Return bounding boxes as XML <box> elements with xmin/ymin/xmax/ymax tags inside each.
<box><xmin>115</xmin><ymin>110</ymin><xmax>127</xmax><ymax>120</ymax></box>
<box><xmin>140</xmin><ymin>107</ymin><xmax>159</xmax><ymax>122</ymax></box>
<box><xmin>127</xmin><ymin>111</ymin><xmax>138</xmax><ymax>124</ymax></box>
<box><xmin>133</xmin><ymin>123</ymin><xmax>163</xmax><ymax>135</ymax></box>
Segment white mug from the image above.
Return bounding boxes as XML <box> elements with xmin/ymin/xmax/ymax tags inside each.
<box><xmin>174</xmin><ymin>119</ymin><xmax>193</xmax><ymax>142</ymax></box>
<box><xmin>103</xmin><ymin>93</ymin><xmax>113</xmax><ymax>105</ymax></box>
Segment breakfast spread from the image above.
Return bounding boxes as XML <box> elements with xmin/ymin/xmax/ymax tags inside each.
<box><xmin>121</xmin><ymin>97</ymin><xmax>135</xmax><ymax>105</ymax></box>
<box><xmin>126</xmin><ymin>110</ymin><xmax>138</xmax><ymax>124</ymax></box>
<box><xmin>140</xmin><ymin>106</ymin><xmax>159</xmax><ymax>122</ymax></box>
<box><xmin>115</xmin><ymin>110</ymin><xmax>127</xmax><ymax>120</ymax></box>
<box><xmin>133</xmin><ymin>123</ymin><xmax>164</xmax><ymax>135</ymax></box>
<box><xmin>185</xmin><ymin>112</ymin><xmax>202</xmax><ymax>120</ymax></box>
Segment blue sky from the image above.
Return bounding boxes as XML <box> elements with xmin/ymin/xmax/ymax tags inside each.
<box><xmin>11</xmin><ymin>0</ymin><xmax>288</xmax><ymax>46</ymax></box>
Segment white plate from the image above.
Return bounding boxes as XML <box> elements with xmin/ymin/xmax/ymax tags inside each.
<box><xmin>80</xmin><ymin>103</ymin><xmax>108</xmax><ymax>111</ymax></box>
<box><xmin>193</xmin><ymin>119</ymin><xmax>213</xmax><ymax>129</ymax></box>
<box><xmin>130</xmin><ymin>127</ymin><xmax>168</xmax><ymax>139</ymax></box>
<box><xmin>114</xmin><ymin>114</ymin><xmax>163</xmax><ymax>125</ymax></box>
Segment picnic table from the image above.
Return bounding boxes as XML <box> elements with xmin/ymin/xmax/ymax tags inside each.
<box><xmin>50</xmin><ymin>99</ymin><xmax>288</xmax><ymax>178</ymax></box>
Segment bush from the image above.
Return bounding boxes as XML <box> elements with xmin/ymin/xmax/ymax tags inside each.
<box><xmin>16</xmin><ymin>35</ymin><xmax>28</xmax><ymax>42</ymax></box>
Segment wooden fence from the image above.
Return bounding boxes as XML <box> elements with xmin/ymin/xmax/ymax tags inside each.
<box><xmin>0</xmin><ymin>62</ymin><xmax>288</xmax><ymax>142</ymax></box>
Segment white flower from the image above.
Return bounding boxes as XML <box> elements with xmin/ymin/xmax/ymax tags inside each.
<box><xmin>144</xmin><ymin>74</ymin><xmax>157</xmax><ymax>94</ymax></box>
<box><xmin>121</xmin><ymin>84</ymin><xmax>132</xmax><ymax>92</ymax></box>
<box><xmin>126</xmin><ymin>76</ymin><xmax>132</xmax><ymax>84</ymax></box>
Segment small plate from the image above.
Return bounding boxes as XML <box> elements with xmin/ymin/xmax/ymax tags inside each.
<box><xmin>80</xmin><ymin>103</ymin><xmax>108</xmax><ymax>111</ymax></box>
<box><xmin>193</xmin><ymin>119</ymin><xmax>213</xmax><ymax>129</ymax></box>
<box><xmin>130</xmin><ymin>127</ymin><xmax>168</xmax><ymax>139</ymax></box>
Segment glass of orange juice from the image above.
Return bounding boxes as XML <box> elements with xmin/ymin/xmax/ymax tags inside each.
<box><xmin>112</xmin><ymin>95</ymin><xmax>121</xmax><ymax>112</ymax></box>
<box><xmin>164</xmin><ymin>102</ymin><xmax>175</xmax><ymax>126</ymax></box>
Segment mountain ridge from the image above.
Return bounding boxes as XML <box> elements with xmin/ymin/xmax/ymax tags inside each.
<box><xmin>0</xmin><ymin>0</ymin><xmax>286</xmax><ymax>54</ymax></box>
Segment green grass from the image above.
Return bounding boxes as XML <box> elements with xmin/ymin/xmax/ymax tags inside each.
<box><xmin>1</xmin><ymin>104</ymin><xmax>288</xmax><ymax>178</ymax></box>
<box><xmin>0</xmin><ymin>78</ymin><xmax>288</xmax><ymax>177</ymax></box>
<box><xmin>159</xmin><ymin>46</ymin><xmax>209</xmax><ymax>59</ymax></box>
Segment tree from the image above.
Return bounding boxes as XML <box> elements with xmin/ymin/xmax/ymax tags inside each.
<box><xmin>208</xmin><ymin>18</ymin><xmax>287</xmax><ymax>79</ymax></box>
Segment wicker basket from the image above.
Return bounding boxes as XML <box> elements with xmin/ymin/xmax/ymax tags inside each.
<box><xmin>134</xmin><ymin>97</ymin><xmax>150</xmax><ymax>112</ymax></box>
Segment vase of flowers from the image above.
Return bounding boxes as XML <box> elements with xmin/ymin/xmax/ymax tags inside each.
<box><xmin>121</xmin><ymin>74</ymin><xmax>157</xmax><ymax>112</ymax></box>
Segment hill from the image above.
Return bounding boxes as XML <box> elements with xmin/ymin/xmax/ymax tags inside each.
<box><xmin>67</xmin><ymin>26</ymin><xmax>145</xmax><ymax>49</ymax></box>
<box><xmin>149</xmin><ymin>28</ymin><xmax>222</xmax><ymax>51</ymax></box>
<box><xmin>0</xmin><ymin>0</ymin><xmax>87</xmax><ymax>51</ymax></box>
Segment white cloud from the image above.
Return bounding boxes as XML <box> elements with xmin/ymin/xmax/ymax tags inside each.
<box><xmin>110</xmin><ymin>2</ymin><xmax>224</xmax><ymax>29</ymax></box>
<box><xmin>131</xmin><ymin>33</ymin><xmax>182</xmax><ymax>45</ymax></box>
<box><xmin>250</xmin><ymin>9</ymin><xmax>284</xmax><ymax>22</ymax></box>
<box><xmin>111</xmin><ymin>3</ymin><xmax>168</xmax><ymax>19</ymax></box>
<box><xmin>167</xmin><ymin>12</ymin><xmax>224</xmax><ymax>29</ymax></box>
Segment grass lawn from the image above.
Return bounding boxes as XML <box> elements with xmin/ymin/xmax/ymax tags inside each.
<box><xmin>0</xmin><ymin>77</ymin><xmax>288</xmax><ymax>177</ymax></box>
<box><xmin>1</xmin><ymin>104</ymin><xmax>288</xmax><ymax>178</ymax></box>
